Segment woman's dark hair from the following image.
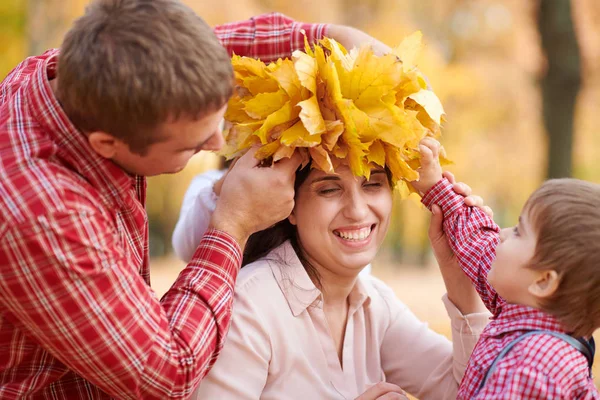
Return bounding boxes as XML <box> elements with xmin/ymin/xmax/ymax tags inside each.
<box><xmin>242</xmin><ymin>163</ymin><xmax>393</xmax><ymax>288</ymax></box>
<box><xmin>218</xmin><ymin>156</ymin><xmax>233</xmax><ymax>170</ymax></box>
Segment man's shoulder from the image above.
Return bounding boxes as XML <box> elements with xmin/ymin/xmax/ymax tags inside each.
<box><xmin>0</xmin><ymin>50</ymin><xmax>58</xmax><ymax>106</ymax></box>
<box><xmin>0</xmin><ymin>158</ymin><xmax>104</xmax><ymax>228</ymax></box>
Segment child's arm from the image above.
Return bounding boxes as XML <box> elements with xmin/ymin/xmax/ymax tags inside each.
<box><xmin>413</xmin><ymin>139</ymin><xmax>503</xmax><ymax>315</ymax></box>
<box><xmin>172</xmin><ymin>170</ymin><xmax>226</xmax><ymax>262</ymax></box>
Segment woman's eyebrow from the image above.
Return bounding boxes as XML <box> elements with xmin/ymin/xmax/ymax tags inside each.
<box><xmin>310</xmin><ymin>176</ymin><xmax>340</xmax><ymax>184</ymax></box>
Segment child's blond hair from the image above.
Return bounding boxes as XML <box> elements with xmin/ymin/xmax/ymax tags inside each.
<box><xmin>524</xmin><ymin>178</ymin><xmax>600</xmax><ymax>337</ymax></box>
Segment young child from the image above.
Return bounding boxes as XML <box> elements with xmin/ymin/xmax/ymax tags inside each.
<box><xmin>412</xmin><ymin>138</ymin><xmax>599</xmax><ymax>399</ymax></box>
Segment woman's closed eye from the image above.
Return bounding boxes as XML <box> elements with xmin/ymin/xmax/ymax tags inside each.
<box><xmin>363</xmin><ymin>182</ymin><xmax>382</xmax><ymax>189</ymax></box>
<box><xmin>317</xmin><ymin>186</ymin><xmax>341</xmax><ymax>195</ymax></box>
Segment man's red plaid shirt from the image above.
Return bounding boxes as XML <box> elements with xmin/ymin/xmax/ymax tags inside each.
<box><xmin>0</xmin><ymin>13</ymin><xmax>326</xmax><ymax>400</ymax></box>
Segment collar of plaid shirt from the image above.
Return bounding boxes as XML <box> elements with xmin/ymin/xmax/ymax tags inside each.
<box><xmin>24</xmin><ymin>50</ymin><xmax>140</xmax><ymax>210</ymax></box>
<box><xmin>484</xmin><ymin>302</ymin><xmax>566</xmax><ymax>337</ymax></box>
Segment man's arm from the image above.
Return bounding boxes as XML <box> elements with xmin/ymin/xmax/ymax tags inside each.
<box><xmin>326</xmin><ymin>24</ymin><xmax>391</xmax><ymax>55</ymax></box>
<box><xmin>213</xmin><ymin>12</ymin><xmax>388</xmax><ymax>63</ymax></box>
<box><xmin>213</xmin><ymin>12</ymin><xmax>327</xmax><ymax>63</ymax></box>
<box><xmin>0</xmin><ymin>209</ymin><xmax>241</xmax><ymax>399</ymax></box>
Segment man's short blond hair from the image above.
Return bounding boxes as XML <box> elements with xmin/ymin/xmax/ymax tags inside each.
<box><xmin>57</xmin><ymin>0</ymin><xmax>233</xmax><ymax>154</ymax></box>
<box><xmin>524</xmin><ymin>178</ymin><xmax>600</xmax><ymax>337</ymax></box>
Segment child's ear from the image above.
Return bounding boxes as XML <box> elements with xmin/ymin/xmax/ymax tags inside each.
<box><xmin>528</xmin><ymin>270</ymin><xmax>560</xmax><ymax>298</ymax></box>
<box><xmin>288</xmin><ymin>210</ymin><xmax>297</xmax><ymax>226</ymax></box>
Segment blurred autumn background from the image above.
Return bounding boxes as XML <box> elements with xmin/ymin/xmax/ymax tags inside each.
<box><xmin>2</xmin><ymin>0</ymin><xmax>599</xmax><ymax>393</ymax></box>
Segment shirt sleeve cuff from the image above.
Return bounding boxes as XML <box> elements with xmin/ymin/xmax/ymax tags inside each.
<box><xmin>421</xmin><ymin>178</ymin><xmax>465</xmax><ymax>218</ymax></box>
<box><xmin>291</xmin><ymin>21</ymin><xmax>328</xmax><ymax>50</ymax></box>
<box><xmin>442</xmin><ymin>293</ymin><xmax>491</xmax><ymax>335</ymax></box>
<box><xmin>190</xmin><ymin>229</ymin><xmax>243</xmax><ymax>288</ymax></box>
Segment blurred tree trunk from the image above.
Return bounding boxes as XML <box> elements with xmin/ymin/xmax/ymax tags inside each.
<box><xmin>538</xmin><ymin>0</ymin><xmax>581</xmax><ymax>179</ymax></box>
<box><xmin>27</xmin><ymin>0</ymin><xmax>71</xmax><ymax>55</ymax></box>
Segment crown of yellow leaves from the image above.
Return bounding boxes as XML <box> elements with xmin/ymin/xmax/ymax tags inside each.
<box><xmin>221</xmin><ymin>31</ymin><xmax>448</xmax><ymax>196</ymax></box>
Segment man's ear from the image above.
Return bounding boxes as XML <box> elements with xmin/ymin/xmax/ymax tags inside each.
<box><xmin>88</xmin><ymin>131</ymin><xmax>122</xmax><ymax>159</ymax></box>
<box><xmin>528</xmin><ymin>270</ymin><xmax>560</xmax><ymax>298</ymax></box>
<box><xmin>288</xmin><ymin>210</ymin><xmax>297</xmax><ymax>226</ymax></box>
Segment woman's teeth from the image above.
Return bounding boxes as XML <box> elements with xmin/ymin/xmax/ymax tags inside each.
<box><xmin>334</xmin><ymin>226</ymin><xmax>372</xmax><ymax>240</ymax></box>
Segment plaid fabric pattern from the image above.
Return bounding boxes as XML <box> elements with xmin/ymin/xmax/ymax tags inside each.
<box><xmin>422</xmin><ymin>179</ymin><xmax>599</xmax><ymax>399</ymax></box>
<box><xmin>0</xmin><ymin>14</ymin><xmax>326</xmax><ymax>400</ymax></box>
<box><xmin>214</xmin><ymin>12</ymin><xmax>328</xmax><ymax>63</ymax></box>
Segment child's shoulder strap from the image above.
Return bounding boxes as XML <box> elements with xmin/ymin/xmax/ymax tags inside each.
<box><xmin>478</xmin><ymin>330</ymin><xmax>594</xmax><ymax>393</ymax></box>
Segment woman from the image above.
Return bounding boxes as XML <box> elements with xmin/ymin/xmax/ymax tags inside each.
<box><xmin>190</xmin><ymin>36</ymin><xmax>491</xmax><ymax>398</ymax></box>
<box><xmin>191</xmin><ymin>161</ymin><xmax>489</xmax><ymax>400</ymax></box>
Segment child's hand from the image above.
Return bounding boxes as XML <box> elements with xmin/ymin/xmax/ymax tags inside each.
<box><xmin>412</xmin><ymin>137</ymin><xmax>443</xmax><ymax>195</ymax></box>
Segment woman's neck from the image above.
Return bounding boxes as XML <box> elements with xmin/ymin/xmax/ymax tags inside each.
<box><xmin>303</xmin><ymin>254</ymin><xmax>358</xmax><ymax>306</ymax></box>
<box><xmin>319</xmin><ymin>269</ymin><xmax>356</xmax><ymax>306</ymax></box>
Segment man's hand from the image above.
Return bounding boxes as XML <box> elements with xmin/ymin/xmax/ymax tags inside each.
<box><xmin>210</xmin><ymin>148</ymin><xmax>301</xmax><ymax>248</ymax></box>
<box><xmin>443</xmin><ymin>171</ymin><xmax>493</xmax><ymax>217</ymax></box>
<box><xmin>355</xmin><ymin>382</ymin><xmax>409</xmax><ymax>400</ymax></box>
<box><xmin>411</xmin><ymin>137</ymin><xmax>443</xmax><ymax>196</ymax></box>
<box><xmin>429</xmin><ymin>170</ymin><xmax>493</xmax><ymax>266</ymax></box>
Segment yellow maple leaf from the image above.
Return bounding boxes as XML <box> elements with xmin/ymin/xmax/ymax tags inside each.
<box><xmin>255</xmin><ymin>140</ymin><xmax>281</xmax><ymax>159</ymax></box>
<box><xmin>279</xmin><ymin>120</ymin><xmax>321</xmax><ymax>147</ymax></box>
<box><xmin>384</xmin><ymin>143</ymin><xmax>419</xmax><ymax>182</ymax></box>
<box><xmin>270</xmin><ymin>60</ymin><xmax>304</xmax><ymax>102</ymax></box>
<box><xmin>391</xmin><ymin>31</ymin><xmax>423</xmax><ymax>72</ymax></box>
<box><xmin>232</xmin><ymin>55</ymin><xmax>270</xmax><ymax>78</ymax></box>
<box><xmin>321</xmin><ymin>120</ymin><xmax>344</xmax><ymax>151</ymax></box>
<box><xmin>240</xmin><ymin>75</ymin><xmax>280</xmax><ymax>96</ymax></box>
<box><xmin>367</xmin><ymin>140</ymin><xmax>386</xmax><ymax>167</ymax></box>
<box><xmin>255</xmin><ymin>102</ymin><xmax>299</xmax><ymax>143</ymax></box>
<box><xmin>320</xmin><ymin>37</ymin><xmax>355</xmax><ymax>71</ymax></box>
<box><xmin>244</xmin><ymin>91</ymin><xmax>289</xmax><ymax>120</ymax></box>
<box><xmin>309</xmin><ymin>146</ymin><xmax>335</xmax><ymax>173</ymax></box>
<box><xmin>339</xmin><ymin>47</ymin><xmax>403</xmax><ymax>107</ymax></box>
<box><xmin>273</xmin><ymin>144</ymin><xmax>296</xmax><ymax>161</ymax></box>
<box><xmin>293</xmin><ymin>50</ymin><xmax>318</xmax><ymax>94</ymax></box>
<box><xmin>297</xmin><ymin>96</ymin><xmax>326</xmax><ymax>135</ymax></box>
<box><xmin>407</xmin><ymin>89</ymin><xmax>445</xmax><ymax>125</ymax></box>
<box><xmin>225</xmin><ymin>94</ymin><xmax>253</xmax><ymax>123</ymax></box>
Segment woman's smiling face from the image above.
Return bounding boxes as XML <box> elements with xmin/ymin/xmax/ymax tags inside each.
<box><xmin>289</xmin><ymin>165</ymin><xmax>393</xmax><ymax>277</ymax></box>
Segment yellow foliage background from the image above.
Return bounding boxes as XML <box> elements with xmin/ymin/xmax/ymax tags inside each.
<box><xmin>2</xmin><ymin>0</ymin><xmax>599</xmax><ymax>394</ymax></box>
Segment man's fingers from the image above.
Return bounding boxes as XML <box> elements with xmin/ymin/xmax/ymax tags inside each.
<box><xmin>452</xmin><ymin>182</ymin><xmax>472</xmax><ymax>197</ymax></box>
<box><xmin>483</xmin><ymin>206</ymin><xmax>494</xmax><ymax>218</ymax></box>
<box><xmin>442</xmin><ymin>170</ymin><xmax>455</xmax><ymax>184</ymax></box>
<box><xmin>235</xmin><ymin>146</ymin><xmax>261</xmax><ymax>168</ymax></box>
<box><xmin>464</xmin><ymin>195</ymin><xmax>483</xmax><ymax>207</ymax></box>
<box><xmin>273</xmin><ymin>151</ymin><xmax>303</xmax><ymax>175</ymax></box>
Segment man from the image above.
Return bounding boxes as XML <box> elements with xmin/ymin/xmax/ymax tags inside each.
<box><xmin>0</xmin><ymin>0</ymin><xmax>395</xmax><ymax>398</ymax></box>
